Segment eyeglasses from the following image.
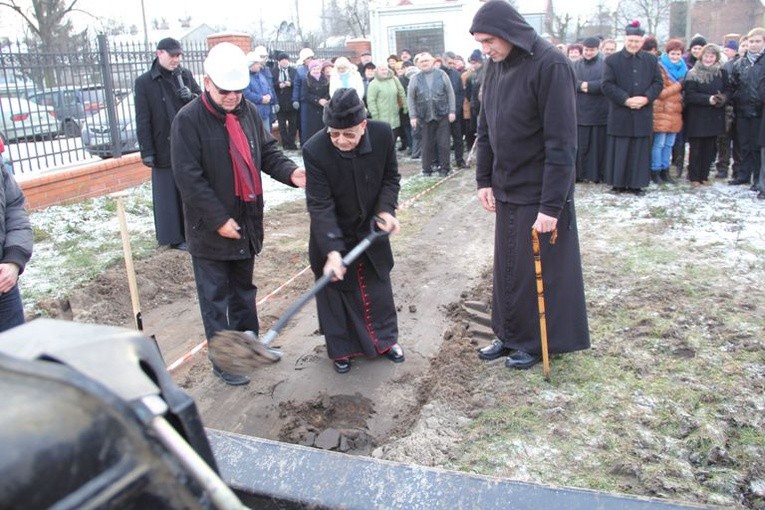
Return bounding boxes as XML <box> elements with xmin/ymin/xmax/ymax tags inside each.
<box><xmin>213</xmin><ymin>83</ymin><xmax>244</xmax><ymax>96</ymax></box>
<box><xmin>327</xmin><ymin>128</ymin><xmax>363</xmax><ymax>140</ymax></box>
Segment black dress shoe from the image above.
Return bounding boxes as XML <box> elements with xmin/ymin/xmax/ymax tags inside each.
<box><xmin>333</xmin><ymin>358</ymin><xmax>351</xmax><ymax>374</ymax></box>
<box><xmin>478</xmin><ymin>339</ymin><xmax>512</xmax><ymax>361</ymax></box>
<box><xmin>212</xmin><ymin>364</ymin><xmax>250</xmax><ymax>386</ymax></box>
<box><xmin>728</xmin><ymin>179</ymin><xmax>750</xmax><ymax>185</ymax></box>
<box><xmin>750</xmin><ymin>184</ymin><xmax>759</xmax><ymax>192</ymax></box>
<box><xmin>758</xmin><ymin>191</ymin><xmax>765</xmax><ymax>200</ymax></box>
<box><xmin>171</xmin><ymin>241</ymin><xmax>188</xmax><ymax>251</ymax></box>
<box><xmin>504</xmin><ymin>351</ymin><xmax>542</xmax><ymax>370</ymax></box>
<box><xmin>385</xmin><ymin>344</ymin><xmax>405</xmax><ymax>363</ymax></box>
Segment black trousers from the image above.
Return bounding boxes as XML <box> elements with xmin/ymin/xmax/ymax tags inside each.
<box><xmin>450</xmin><ymin>111</ymin><xmax>465</xmax><ymax>165</ymax></box>
<box><xmin>276</xmin><ymin>109</ymin><xmax>298</xmax><ymax>149</ymax></box>
<box><xmin>191</xmin><ymin>255</ymin><xmax>259</xmax><ymax>341</ymax></box>
<box><xmin>421</xmin><ymin>116</ymin><xmax>450</xmax><ymax>173</ymax></box>
<box><xmin>688</xmin><ymin>136</ymin><xmax>717</xmax><ymax>183</ymax></box>
<box><xmin>151</xmin><ymin>166</ymin><xmax>185</xmax><ymax>246</ymax></box>
<box><xmin>735</xmin><ymin>116</ymin><xmax>761</xmax><ymax>183</ymax></box>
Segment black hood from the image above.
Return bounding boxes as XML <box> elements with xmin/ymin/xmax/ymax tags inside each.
<box><xmin>469</xmin><ymin>0</ymin><xmax>538</xmax><ymax>55</ymax></box>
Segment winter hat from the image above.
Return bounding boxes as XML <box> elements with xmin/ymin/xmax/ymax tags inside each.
<box><xmin>157</xmin><ymin>37</ymin><xmax>182</xmax><ymax>55</ymax></box>
<box><xmin>323</xmin><ymin>88</ymin><xmax>367</xmax><ymax>129</ymax></box>
<box><xmin>468</xmin><ymin>49</ymin><xmax>483</xmax><ymax>62</ymax></box>
<box><xmin>298</xmin><ymin>48</ymin><xmax>315</xmax><ymax>64</ymax></box>
<box><xmin>690</xmin><ymin>35</ymin><xmax>707</xmax><ymax>48</ymax></box>
<box><xmin>724</xmin><ymin>40</ymin><xmax>739</xmax><ymax>51</ymax></box>
<box><xmin>582</xmin><ymin>37</ymin><xmax>600</xmax><ymax>49</ymax></box>
<box><xmin>625</xmin><ymin>20</ymin><xmax>645</xmax><ymax>37</ymax></box>
<box><xmin>307</xmin><ymin>59</ymin><xmax>323</xmax><ymax>72</ymax></box>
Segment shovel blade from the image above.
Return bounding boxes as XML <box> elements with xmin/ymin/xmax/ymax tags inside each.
<box><xmin>208</xmin><ymin>330</ymin><xmax>282</xmax><ymax>375</ymax></box>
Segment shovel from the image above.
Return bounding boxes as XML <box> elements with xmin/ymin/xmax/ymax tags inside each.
<box><xmin>209</xmin><ymin>217</ymin><xmax>389</xmax><ymax>374</ymax></box>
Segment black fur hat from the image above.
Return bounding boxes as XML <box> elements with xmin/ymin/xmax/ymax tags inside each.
<box><xmin>323</xmin><ymin>88</ymin><xmax>366</xmax><ymax>129</ymax></box>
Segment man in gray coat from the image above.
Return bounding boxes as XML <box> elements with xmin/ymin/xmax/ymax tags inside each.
<box><xmin>407</xmin><ymin>52</ymin><xmax>455</xmax><ymax>176</ymax></box>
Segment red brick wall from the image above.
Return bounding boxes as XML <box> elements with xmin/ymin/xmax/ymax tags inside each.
<box><xmin>19</xmin><ymin>154</ymin><xmax>150</xmax><ymax>210</ymax></box>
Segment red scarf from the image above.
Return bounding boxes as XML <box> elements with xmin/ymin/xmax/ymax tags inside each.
<box><xmin>201</xmin><ymin>93</ymin><xmax>263</xmax><ymax>201</ymax></box>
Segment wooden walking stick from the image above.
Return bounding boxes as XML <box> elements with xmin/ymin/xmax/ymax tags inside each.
<box><xmin>531</xmin><ymin>227</ymin><xmax>557</xmax><ymax>381</ymax></box>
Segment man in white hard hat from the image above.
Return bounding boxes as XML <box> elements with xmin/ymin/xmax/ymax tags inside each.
<box><xmin>291</xmin><ymin>47</ymin><xmax>315</xmax><ymax>147</ymax></box>
<box><xmin>171</xmin><ymin>42</ymin><xmax>306</xmax><ymax>386</ymax></box>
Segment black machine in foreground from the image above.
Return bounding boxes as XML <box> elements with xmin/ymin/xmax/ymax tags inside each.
<box><xmin>0</xmin><ymin>320</ymin><xmax>713</xmax><ymax>510</ymax></box>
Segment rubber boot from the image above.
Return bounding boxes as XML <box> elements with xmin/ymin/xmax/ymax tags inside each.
<box><xmin>650</xmin><ymin>171</ymin><xmax>661</xmax><ymax>184</ymax></box>
<box><xmin>660</xmin><ymin>169</ymin><xmax>675</xmax><ymax>184</ymax></box>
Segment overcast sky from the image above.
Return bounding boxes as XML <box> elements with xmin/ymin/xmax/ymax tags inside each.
<box><xmin>0</xmin><ymin>0</ymin><xmax>611</xmax><ymax>41</ymax></box>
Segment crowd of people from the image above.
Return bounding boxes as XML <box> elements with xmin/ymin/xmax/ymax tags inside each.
<box><xmin>568</xmin><ymin>24</ymin><xmax>765</xmax><ymax>199</ymax></box>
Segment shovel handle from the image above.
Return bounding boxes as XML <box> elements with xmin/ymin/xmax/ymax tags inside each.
<box><xmin>261</xmin><ymin>217</ymin><xmax>388</xmax><ymax>346</ymax></box>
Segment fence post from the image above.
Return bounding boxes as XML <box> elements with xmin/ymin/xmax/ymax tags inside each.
<box><xmin>97</xmin><ymin>34</ymin><xmax>123</xmax><ymax>158</ymax></box>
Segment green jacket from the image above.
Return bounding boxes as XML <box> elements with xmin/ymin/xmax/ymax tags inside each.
<box><xmin>366</xmin><ymin>71</ymin><xmax>407</xmax><ymax>130</ymax></box>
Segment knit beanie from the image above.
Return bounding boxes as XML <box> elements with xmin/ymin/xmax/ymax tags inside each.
<box><xmin>323</xmin><ymin>89</ymin><xmax>366</xmax><ymax>129</ymax></box>
<box><xmin>468</xmin><ymin>49</ymin><xmax>483</xmax><ymax>62</ymax></box>
<box><xmin>690</xmin><ymin>35</ymin><xmax>707</xmax><ymax>48</ymax></box>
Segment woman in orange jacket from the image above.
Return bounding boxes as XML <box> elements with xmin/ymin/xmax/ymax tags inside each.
<box><xmin>651</xmin><ymin>39</ymin><xmax>687</xmax><ymax>184</ymax></box>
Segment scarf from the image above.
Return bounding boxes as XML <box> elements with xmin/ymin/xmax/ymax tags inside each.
<box><xmin>201</xmin><ymin>92</ymin><xmax>262</xmax><ymax>202</ymax></box>
<box><xmin>686</xmin><ymin>60</ymin><xmax>721</xmax><ymax>85</ymax></box>
<box><xmin>659</xmin><ymin>53</ymin><xmax>687</xmax><ymax>82</ymax></box>
<box><xmin>747</xmin><ymin>50</ymin><xmax>760</xmax><ymax>64</ymax></box>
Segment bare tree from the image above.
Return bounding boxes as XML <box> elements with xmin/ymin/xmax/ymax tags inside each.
<box><xmin>0</xmin><ymin>0</ymin><xmax>86</xmax><ymax>51</ymax></box>
<box><xmin>342</xmin><ymin>0</ymin><xmax>369</xmax><ymax>38</ymax></box>
<box><xmin>551</xmin><ymin>12</ymin><xmax>572</xmax><ymax>43</ymax></box>
<box><xmin>616</xmin><ymin>0</ymin><xmax>673</xmax><ymax>39</ymax></box>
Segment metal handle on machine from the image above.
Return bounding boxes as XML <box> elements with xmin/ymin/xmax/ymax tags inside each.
<box><xmin>142</xmin><ymin>396</ymin><xmax>246</xmax><ymax>510</ymax></box>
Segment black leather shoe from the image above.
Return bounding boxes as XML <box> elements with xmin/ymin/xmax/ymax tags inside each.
<box><xmin>728</xmin><ymin>179</ymin><xmax>750</xmax><ymax>185</ymax></box>
<box><xmin>478</xmin><ymin>339</ymin><xmax>512</xmax><ymax>361</ymax></box>
<box><xmin>212</xmin><ymin>364</ymin><xmax>250</xmax><ymax>386</ymax></box>
<box><xmin>385</xmin><ymin>344</ymin><xmax>405</xmax><ymax>363</ymax></box>
<box><xmin>758</xmin><ymin>191</ymin><xmax>765</xmax><ymax>200</ymax></box>
<box><xmin>750</xmin><ymin>184</ymin><xmax>759</xmax><ymax>192</ymax></box>
<box><xmin>171</xmin><ymin>241</ymin><xmax>188</xmax><ymax>251</ymax></box>
<box><xmin>333</xmin><ymin>358</ymin><xmax>351</xmax><ymax>374</ymax></box>
<box><xmin>504</xmin><ymin>351</ymin><xmax>542</xmax><ymax>370</ymax></box>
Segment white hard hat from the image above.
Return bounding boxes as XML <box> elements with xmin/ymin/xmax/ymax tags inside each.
<box><xmin>245</xmin><ymin>51</ymin><xmax>260</xmax><ymax>67</ymax></box>
<box><xmin>298</xmin><ymin>48</ymin><xmax>315</xmax><ymax>63</ymax></box>
<box><xmin>204</xmin><ymin>42</ymin><xmax>250</xmax><ymax>91</ymax></box>
<box><xmin>253</xmin><ymin>45</ymin><xmax>269</xmax><ymax>60</ymax></box>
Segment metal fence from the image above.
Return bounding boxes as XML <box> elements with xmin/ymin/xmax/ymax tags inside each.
<box><xmin>0</xmin><ymin>36</ymin><xmax>351</xmax><ymax>176</ymax></box>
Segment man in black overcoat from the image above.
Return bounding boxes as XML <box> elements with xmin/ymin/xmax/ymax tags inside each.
<box><xmin>135</xmin><ymin>37</ymin><xmax>202</xmax><ymax>249</ymax></box>
<box><xmin>602</xmin><ymin>22</ymin><xmax>663</xmax><ymax>194</ymax></box>
<box><xmin>470</xmin><ymin>0</ymin><xmax>590</xmax><ymax>370</ymax></box>
<box><xmin>273</xmin><ymin>52</ymin><xmax>299</xmax><ymax>150</ymax></box>
<box><xmin>573</xmin><ymin>37</ymin><xmax>609</xmax><ymax>183</ymax></box>
<box><xmin>302</xmin><ymin>89</ymin><xmax>404</xmax><ymax>374</ymax></box>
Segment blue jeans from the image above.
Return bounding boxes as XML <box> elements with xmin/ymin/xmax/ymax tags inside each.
<box><xmin>0</xmin><ymin>284</ymin><xmax>24</xmax><ymax>333</ymax></box>
<box><xmin>651</xmin><ymin>132</ymin><xmax>677</xmax><ymax>171</ymax></box>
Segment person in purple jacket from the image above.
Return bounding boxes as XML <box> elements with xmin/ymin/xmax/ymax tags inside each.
<box><xmin>470</xmin><ymin>0</ymin><xmax>590</xmax><ymax>370</ymax></box>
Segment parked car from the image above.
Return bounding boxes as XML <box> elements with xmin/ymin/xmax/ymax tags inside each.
<box><xmin>1</xmin><ymin>132</ymin><xmax>13</xmax><ymax>174</ymax></box>
<box><xmin>26</xmin><ymin>86</ymin><xmax>114</xmax><ymax>138</ymax></box>
<box><xmin>0</xmin><ymin>96</ymin><xmax>59</xmax><ymax>143</ymax></box>
<box><xmin>81</xmin><ymin>95</ymin><xmax>139</xmax><ymax>158</ymax></box>
<box><xmin>0</xmin><ymin>73</ymin><xmax>35</xmax><ymax>99</ymax></box>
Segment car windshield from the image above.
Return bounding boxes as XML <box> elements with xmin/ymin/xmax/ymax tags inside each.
<box><xmin>81</xmin><ymin>88</ymin><xmax>106</xmax><ymax>114</ymax></box>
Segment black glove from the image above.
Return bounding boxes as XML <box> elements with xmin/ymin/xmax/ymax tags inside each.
<box><xmin>142</xmin><ymin>155</ymin><xmax>155</xmax><ymax>167</ymax></box>
<box><xmin>178</xmin><ymin>86</ymin><xmax>194</xmax><ymax>103</ymax></box>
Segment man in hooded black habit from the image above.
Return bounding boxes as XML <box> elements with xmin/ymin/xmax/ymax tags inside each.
<box><xmin>470</xmin><ymin>0</ymin><xmax>590</xmax><ymax>370</ymax></box>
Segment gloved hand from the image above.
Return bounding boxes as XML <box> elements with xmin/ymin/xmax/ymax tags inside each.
<box><xmin>178</xmin><ymin>86</ymin><xmax>194</xmax><ymax>102</ymax></box>
<box><xmin>142</xmin><ymin>155</ymin><xmax>155</xmax><ymax>167</ymax></box>
<box><xmin>292</xmin><ymin>101</ymin><xmax>300</xmax><ymax>110</ymax></box>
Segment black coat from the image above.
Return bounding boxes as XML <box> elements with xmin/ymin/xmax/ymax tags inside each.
<box><xmin>602</xmin><ymin>49</ymin><xmax>663</xmax><ymax>137</ymax></box>
<box><xmin>171</xmin><ymin>93</ymin><xmax>298</xmax><ymax>260</ymax></box>
<box><xmin>135</xmin><ymin>59</ymin><xmax>201</xmax><ymax>168</ymax></box>
<box><xmin>573</xmin><ymin>54</ymin><xmax>608</xmax><ymax>126</ymax></box>
<box><xmin>273</xmin><ymin>64</ymin><xmax>298</xmax><ymax>112</ymax></box>
<box><xmin>473</xmin><ymin>11</ymin><xmax>577</xmax><ymax>218</ymax></box>
<box><xmin>302</xmin><ymin>120</ymin><xmax>400</xmax><ymax>280</ymax></box>
<box><xmin>684</xmin><ymin>69</ymin><xmax>729</xmax><ymax>138</ymax></box>
<box><xmin>730</xmin><ymin>54</ymin><xmax>764</xmax><ymax>118</ymax></box>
